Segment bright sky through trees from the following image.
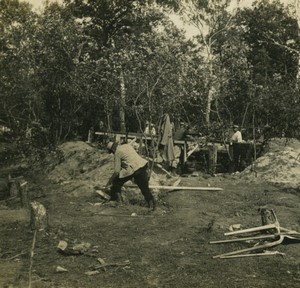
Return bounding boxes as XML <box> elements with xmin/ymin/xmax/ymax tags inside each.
<box><xmin>23</xmin><ymin>0</ymin><xmax>294</xmax><ymax>10</ymax></box>
<box><xmin>21</xmin><ymin>0</ymin><xmax>296</xmax><ymax>39</ymax></box>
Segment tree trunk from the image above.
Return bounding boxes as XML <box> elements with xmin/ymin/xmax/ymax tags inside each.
<box><xmin>296</xmin><ymin>0</ymin><xmax>300</xmax><ymax>81</ymax></box>
<box><xmin>119</xmin><ymin>71</ymin><xmax>126</xmax><ymax>132</ymax></box>
<box><xmin>206</xmin><ymin>86</ymin><xmax>215</xmax><ymax>126</ymax></box>
<box><xmin>30</xmin><ymin>201</ymin><xmax>48</xmax><ymax>231</ymax></box>
<box><xmin>205</xmin><ymin>53</ymin><xmax>216</xmax><ymax>127</ymax></box>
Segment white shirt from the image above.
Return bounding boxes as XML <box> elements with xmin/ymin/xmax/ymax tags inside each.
<box><xmin>150</xmin><ymin>127</ymin><xmax>156</xmax><ymax>136</ymax></box>
<box><xmin>114</xmin><ymin>144</ymin><xmax>148</xmax><ymax>178</ymax></box>
<box><xmin>231</xmin><ymin>131</ymin><xmax>242</xmax><ymax>143</ymax></box>
<box><xmin>144</xmin><ymin>125</ymin><xmax>150</xmax><ymax>135</ymax></box>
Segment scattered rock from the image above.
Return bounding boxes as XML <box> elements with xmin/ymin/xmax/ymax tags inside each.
<box><xmin>56</xmin><ymin>266</ymin><xmax>68</xmax><ymax>273</ymax></box>
<box><xmin>229</xmin><ymin>224</ymin><xmax>242</xmax><ymax>231</ymax></box>
<box><xmin>85</xmin><ymin>270</ymin><xmax>99</xmax><ymax>276</ymax></box>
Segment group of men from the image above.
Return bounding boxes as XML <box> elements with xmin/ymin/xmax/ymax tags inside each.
<box><xmin>104</xmin><ymin>123</ymin><xmax>243</xmax><ymax>211</ymax></box>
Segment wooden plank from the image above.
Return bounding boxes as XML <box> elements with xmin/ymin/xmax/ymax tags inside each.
<box><xmin>187</xmin><ymin>144</ymin><xmax>199</xmax><ymax>158</ymax></box>
<box><xmin>125</xmin><ymin>184</ymin><xmax>223</xmax><ymax>191</ymax></box>
<box><xmin>224</xmin><ymin>223</ymin><xmax>279</xmax><ymax>236</ymax></box>
<box><xmin>210</xmin><ymin>234</ymin><xmax>276</xmax><ymax>244</ymax></box>
<box><xmin>218</xmin><ymin>251</ymin><xmax>286</xmax><ymax>259</ymax></box>
<box><xmin>95</xmin><ymin>131</ymin><xmax>186</xmax><ymax>145</ymax></box>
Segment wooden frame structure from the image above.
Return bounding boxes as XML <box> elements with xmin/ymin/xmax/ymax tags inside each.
<box><xmin>95</xmin><ymin>130</ymin><xmax>188</xmax><ymax>164</ymax></box>
<box><xmin>94</xmin><ymin>131</ymin><xmax>261</xmax><ymax>174</ymax></box>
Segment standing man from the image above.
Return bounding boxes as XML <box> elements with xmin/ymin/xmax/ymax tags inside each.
<box><xmin>230</xmin><ymin>125</ymin><xmax>243</xmax><ymax>172</ymax></box>
<box><xmin>173</xmin><ymin>122</ymin><xmax>188</xmax><ymax>141</ymax></box>
<box><xmin>106</xmin><ymin>141</ymin><xmax>156</xmax><ymax>210</ymax></box>
<box><xmin>231</xmin><ymin>125</ymin><xmax>243</xmax><ymax>143</ymax></box>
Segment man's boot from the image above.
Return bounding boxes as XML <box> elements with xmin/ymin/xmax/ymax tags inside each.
<box><xmin>116</xmin><ymin>192</ymin><xmax>122</xmax><ymax>205</ymax></box>
<box><xmin>148</xmin><ymin>198</ymin><xmax>156</xmax><ymax>211</ymax></box>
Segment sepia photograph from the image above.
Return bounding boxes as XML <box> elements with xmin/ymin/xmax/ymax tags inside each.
<box><xmin>0</xmin><ymin>0</ymin><xmax>300</xmax><ymax>287</ymax></box>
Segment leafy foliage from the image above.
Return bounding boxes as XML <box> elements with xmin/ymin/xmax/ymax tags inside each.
<box><xmin>0</xmin><ymin>0</ymin><xmax>299</xmax><ymax>148</ymax></box>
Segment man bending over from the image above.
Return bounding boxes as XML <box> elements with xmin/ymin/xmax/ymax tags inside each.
<box><xmin>106</xmin><ymin>141</ymin><xmax>156</xmax><ymax>210</ymax></box>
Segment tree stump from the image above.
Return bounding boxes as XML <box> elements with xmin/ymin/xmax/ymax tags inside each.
<box><xmin>260</xmin><ymin>207</ymin><xmax>277</xmax><ymax>225</ymax></box>
<box><xmin>260</xmin><ymin>207</ymin><xmax>278</xmax><ymax>233</ymax></box>
<box><xmin>8</xmin><ymin>176</ymin><xmax>29</xmax><ymax>207</ymax></box>
<box><xmin>8</xmin><ymin>177</ymin><xmax>20</xmax><ymax>198</ymax></box>
<box><xmin>30</xmin><ymin>201</ymin><xmax>48</xmax><ymax>231</ymax></box>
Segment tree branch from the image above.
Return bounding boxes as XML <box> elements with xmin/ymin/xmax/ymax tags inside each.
<box><xmin>262</xmin><ymin>33</ymin><xmax>300</xmax><ymax>55</ymax></box>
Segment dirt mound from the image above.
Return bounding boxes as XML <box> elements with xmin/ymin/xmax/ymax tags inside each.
<box><xmin>48</xmin><ymin>141</ymin><xmax>114</xmax><ymax>184</ymax></box>
<box><xmin>46</xmin><ymin>141</ymin><xmax>169</xmax><ymax>203</ymax></box>
<box><xmin>239</xmin><ymin>138</ymin><xmax>300</xmax><ymax>188</ymax></box>
<box><xmin>48</xmin><ymin>138</ymin><xmax>300</xmax><ymax>193</ymax></box>
<box><xmin>264</xmin><ymin>137</ymin><xmax>300</xmax><ymax>153</ymax></box>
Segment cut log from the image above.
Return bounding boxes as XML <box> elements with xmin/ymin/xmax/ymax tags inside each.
<box><xmin>30</xmin><ymin>201</ymin><xmax>48</xmax><ymax>231</ymax></box>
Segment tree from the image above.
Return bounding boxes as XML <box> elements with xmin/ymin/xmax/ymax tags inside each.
<box><xmin>63</xmin><ymin>0</ymin><xmax>200</xmax><ymax>132</ymax></box>
<box><xmin>30</xmin><ymin>2</ymin><xmax>94</xmax><ymax>143</ymax></box>
<box><xmin>161</xmin><ymin>0</ymin><xmax>238</xmax><ymax>127</ymax></box>
<box><xmin>63</xmin><ymin>0</ymin><xmax>154</xmax><ymax>132</ymax></box>
<box><xmin>237</xmin><ymin>0</ymin><xmax>300</xmax><ymax>135</ymax></box>
<box><xmin>0</xmin><ymin>0</ymin><xmax>38</xmax><ymax>130</ymax></box>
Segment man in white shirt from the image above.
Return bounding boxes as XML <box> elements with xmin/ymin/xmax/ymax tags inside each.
<box><xmin>106</xmin><ymin>141</ymin><xmax>156</xmax><ymax>210</ymax></box>
<box><xmin>230</xmin><ymin>125</ymin><xmax>243</xmax><ymax>172</ymax></box>
<box><xmin>231</xmin><ymin>125</ymin><xmax>242</xmax><ymax>143</ymax></box>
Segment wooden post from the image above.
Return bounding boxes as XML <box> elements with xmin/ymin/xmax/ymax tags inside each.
<box><xmin>30</xmin><ymin>201</ymin><xmax>48</xmax><ymax>231</ymax></box>
<box><xmin>87</xmin><ymin>128</ymin><xmax>94</xmax><ymax>143</ymax></box>
<box><xmin>183</xmin><ymin>141</ymin><xmax>187</xmax><ymax>164</ymax></box>
<box><xmin>0</xmin><ymin>178</ymin><xmax>9</xmax><ymax>200</ymax></box>
<box><xmin>8</xmin><ymin>178</ymin><xmax>20</xmax><ymax>198</ymax></box>
<box><xmin>19</xmin><ymin>180</ymin><xmax>29</xmax><ymax>208</ymax></box>
<box><xmin>208</xmin><ymin>144</ymin><xmax>218</xmax><ymax>175</ymax></box>
<box><xmin>212</xmin><ymin>143</ymin><xmax>218</xmax><ymax>173</ymax></box>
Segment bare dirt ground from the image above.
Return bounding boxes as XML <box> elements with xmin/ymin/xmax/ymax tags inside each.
<box><xmin>0</xmin><ymin>139</ymin><xmax>300</xmax><ymax>288</ymax></box>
